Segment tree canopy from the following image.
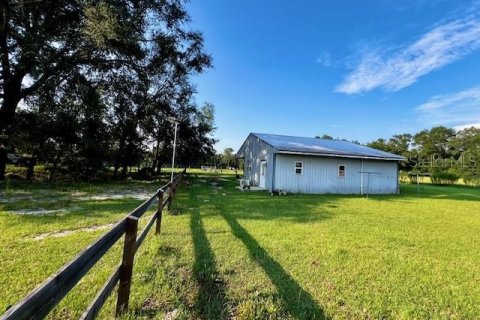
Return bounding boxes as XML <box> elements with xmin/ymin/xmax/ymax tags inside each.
<box><xmin>368</xmin><ymin>126</ymin><xmax>480</xmax><ymax>185</ymax></box>
<box><xmin>0</xmin><ymin>0</ymin><xmax>215</xmax><ymax>180</ymax></box>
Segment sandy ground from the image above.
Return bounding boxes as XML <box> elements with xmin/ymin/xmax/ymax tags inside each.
<box><xmin>1</xmin><ymin>189</ymin><xmax>155</xmax><ymax>215</ymax></box>
<box><xmin>10</xmin><ymin>207</ymin><xmax>81</xmax><ymax>215</ymax></box>
<box><xmin>32</xmin><ymin>223</ymin><xmax>116</xmax><ymax>241</ymax></box>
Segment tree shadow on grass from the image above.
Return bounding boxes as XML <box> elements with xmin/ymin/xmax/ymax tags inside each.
<box><xmin>219</xmin><ymin>210</ymin><xmax>328</xmax><ymax>320</ymax></box>
<box><xmin>190</xmin><ymin>206</ymin><xmax>230</xmax><ymax>319</ymax></box>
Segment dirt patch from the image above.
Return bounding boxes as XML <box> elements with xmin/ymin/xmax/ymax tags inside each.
<box><xmin>140</xmin><ymin>297</ymin><xmax>160</xmax><ymax>312</ymax></box>
<box><xmin>70</xmin><ymin>191</ymin><xmax>88</xmax><ymax>197</ymax></box>
<box><xmin>0</xmin><ymin>196</ymin><xmax>32</xmax><ymax>203</ymax></box>
<box><xmin>75</xmin><ymin>190</ymin><xmax>152</xmax><ymax>201</ymax></box>
<box><xmin>164</xmin><ymin>309</ymin><xmax>178</xmax><ymax>320</ymax></box>
<box><xmin>1</xmin><ymin>190</ymin><xmax>73</xmax><ymax>204</ymax></box>
<box><xmin>0</xmin><ymin>195</ymin><xmax>55</xmax><ymax>204</ymax></box>
<box><xmin>32</xmin><ymin>223</ymin><xmax>115</xmax><ymax>241</ymax></box>
<box><xmin>1</xmin><ymin>189</ymin><xmax>154</xmax><ymax>204</ymax></box>
<box><xmin>0</xmin><ymin>191</ymin><xmax>30</xmax><ymax>203</ymax></box>
<box><xmin>11</xmin><ymin>207</ymin><xmax>81</xmax><ymax>215</ymax></box>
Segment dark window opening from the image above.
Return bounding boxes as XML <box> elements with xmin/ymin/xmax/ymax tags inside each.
<box><xmin>339</xmin><ymin>165</ymin><xmax>345</xmax><ymax>177</ymax></box>
<box><xmin>295</xmin><ymin>161</ymin><xmax>303</xmax><ymax>174</ymax></box>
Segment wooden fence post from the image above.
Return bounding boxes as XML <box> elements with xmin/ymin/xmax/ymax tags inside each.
<box><xmin>156</xmin><ymin>190</ymin><xmax>164</xmax><ymax>234</ymax></box>
<box><xmin>116</xmin><ymin>216</ymin><xmax>138</xmax><ymax>316</ymax></box>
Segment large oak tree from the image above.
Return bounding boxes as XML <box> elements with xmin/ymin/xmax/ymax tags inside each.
<box><xmin>0</xmin><ymin>0</ymin><xmax>212</xmax><ymax>179</ymax></box>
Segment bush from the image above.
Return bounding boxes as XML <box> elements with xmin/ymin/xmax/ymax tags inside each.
<box><xmin>430</xmin><ymin>171</ymin><xmax>459</xmax><ymax>185</ymax></box>
<box><xmin>399</xmin><ymin>171</ymin><xmax>409</xmax><ymax>182</ymax></box>
<box><xmin>463</xmin><ymin>175</ymin><xmax>480</xmax><ymax>186</ymax></box>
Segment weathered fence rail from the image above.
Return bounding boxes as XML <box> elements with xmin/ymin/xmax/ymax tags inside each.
<box><xmin>1</xmin><ymin>169</ymin><xmax>186</xmax><ymax>320</ymax></box>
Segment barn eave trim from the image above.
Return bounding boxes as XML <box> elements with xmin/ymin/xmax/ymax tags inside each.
<box><xmin>276</xmin><ymin>150</ymin><xmax>405</xmax><ymax>161</ymax></box>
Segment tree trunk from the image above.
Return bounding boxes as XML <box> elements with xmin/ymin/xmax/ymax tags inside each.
<box><xmin>0</xmin><ymin>67</ymin><xmax>24</xmax><ymax>131</ymax></box>
<box><xmin>153</xmin><ymin>136</ymin><xmax>161</xmax><ymax>173</ymax></box>
<box><xmin>121</xmin><ymin>162</ymin><xmax>127</xmax><ymax>180</ymax></box>
<box><xmin>0</xmin><ymin>146</ymin><xmax>6</xmax><ymax>181</ymax></box>
<box><xmin>0</xmin><ymin>4</ymin><xmax>35</xmax><ymax>179</ymax></box>
<box><xmin>49</xmin><ymin>152</ymin><xmax>60</xmax><ymax>182</ymax></box>
<box><xmin>0</xmin><ymin>95</ymin><xmax>21</xmax><ymax>181</ymax></box>
<box><xmin>155</xmin><ymin>145</ymin><xmax>163</xmax><ymax>174</ymax></box>
<box><xmin>120</xmin><ymin>148</ymin><xmax>128</xmax><ymax>180</ymax></box>
<box><xmin>116</xmin><ymin>134</ymin><xmax>127</xmax><ymax>179</ymax></box>
<box><xmin>26</xmin><ymin>157</ymin><xmax>36</xmax><ymax>180</ymax></box>
<box><xmin>84</xmin><ymin>165</ymin><xmax>90</xmax><ymax>181</ymax></box>
<box><xmin>114</xmin><ymin>161</ymin><xmax>119</xmax><ymax>178</ymax></box>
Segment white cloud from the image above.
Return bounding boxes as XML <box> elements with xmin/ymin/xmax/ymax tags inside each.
<box><xmin>454</xmin><ymin>122</ymin><xmax>480</xmax><ymax>131</ymax></box>
<box><xmin>336</xmin><ymin>14</ymin><xmax>480</xmax><ymax>94</ymax></box>
<box><xmin>416</xmin><ymin>86</ymin><xmax>480</xmax><ymax>128</ymax></box>
<box><xmin>316</xmin><ymin>53</ymin><xmax>332</xmax><ymax>67</ymax></box>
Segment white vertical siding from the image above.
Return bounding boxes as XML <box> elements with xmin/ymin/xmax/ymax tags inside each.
<box><xmin>238</xmin><ymin>134</ymin><xmax>275</xmax><ymax>189</ymax></box>
<box><xmin>361</xmin><ymin>160</ymin><xmax>399</xmax><ymax>194</ymax></box>
<box><xmin>274</xmin><ymin>154</ymin><xmax>398</xmax><ymax>194</ymax></box>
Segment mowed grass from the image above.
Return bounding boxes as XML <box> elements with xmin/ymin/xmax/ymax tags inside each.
<box><xmin>0</xmin><ymin>178</ymin><xmax>171</xmax><ymax>319</ymax></box>
<box><xmin>1</xmin><ymin>172</ymin><xmax>480</xmax><ymax>319</ymax></box>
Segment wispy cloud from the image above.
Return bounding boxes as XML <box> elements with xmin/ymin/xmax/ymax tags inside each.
<box><xmin>316</xmin><ymin>53</ymin><xmax>333</xmax><ymax>67</ymax></box>
<box><xmin>336</xmin><ymin>14</ymin><xmax>480</xmax><ymax>94</ymax></box>
<box><xmin>416</xmin><ymin>86</ymin><xmax>480</xmax><ymax>128</ymax></box>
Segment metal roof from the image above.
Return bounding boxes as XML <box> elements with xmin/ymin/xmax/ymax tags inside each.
<box><xmin>252</xmin><ymin>133</ymin><xmax>405</xmax><ymax>161</ymax></box>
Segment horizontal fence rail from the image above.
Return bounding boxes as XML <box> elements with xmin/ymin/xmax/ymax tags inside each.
<box><xmin>1</xmin><ymin>170</ymin><xmax>186</xmax><ymax>320</ymax></box>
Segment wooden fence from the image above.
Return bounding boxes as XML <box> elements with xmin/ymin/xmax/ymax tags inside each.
<box><xmin>1</xmin><ymin>169</ymin><xmax>186</xmax><ymax>320</ymax></box>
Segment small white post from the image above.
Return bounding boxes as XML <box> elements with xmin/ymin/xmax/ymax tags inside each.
<box><xmin>170</xmin><ymin>122</ymin><xmax>178</xmax><ymax>183</ymax></box>
<box><xmin>360</xmin><ymin>159</ymin><xmax>364</xmax><ymax>195</ymax></box>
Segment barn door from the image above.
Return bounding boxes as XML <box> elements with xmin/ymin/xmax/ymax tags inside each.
<box><xmin>259</xmin><ymin>161</ymin><xmax>266</xmax><ymax>188</ymax></box>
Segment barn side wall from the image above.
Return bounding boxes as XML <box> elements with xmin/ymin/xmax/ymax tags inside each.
<box><xmin>274</xmin><ymin>154</ymin><xmax>398</xmax><ymax>194</ymax></box>
<box><xmin>239</xmin><ymin>135</ymin><xmax>275</xmax><ymax>190</ymax></box>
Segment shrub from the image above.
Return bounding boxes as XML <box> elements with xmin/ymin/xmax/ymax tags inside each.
<box><xmin>430</xmin><ymin>171</ymin><xmax>459</xmax><ymax>185</ymax></box>
<box><xmin>463</xmin><ymin>175</ymin><xmax>480</xmax><ymax>186</ymax></box>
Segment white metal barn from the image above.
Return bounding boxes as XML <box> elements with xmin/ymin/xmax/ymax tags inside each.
<box><xmin>236</xmin><ymin>133</ymin><xmax>405</xmax><ymax>194</ymax></box>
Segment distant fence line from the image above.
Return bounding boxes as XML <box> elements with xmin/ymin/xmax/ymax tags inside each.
<box><xmin>0</xmin><ymin>169</ymin><xmax>187</xmax><ymax>320</ymax></box>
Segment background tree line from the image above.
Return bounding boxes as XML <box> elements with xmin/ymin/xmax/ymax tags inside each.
<box><xmin>366</xmin><ymin>126</ymin><xmax>480</xmax><ymax>185</ymax></box>
<box><xmin>0</xmin><ymin>0</ymin><xmax>217</xmax><ymax>181</ymax></box>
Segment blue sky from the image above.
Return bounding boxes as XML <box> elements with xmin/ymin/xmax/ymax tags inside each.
<box><xmin>187</xmin><ymin>0</ymin><xmax>480</xmax><ymax>152</ymax></box>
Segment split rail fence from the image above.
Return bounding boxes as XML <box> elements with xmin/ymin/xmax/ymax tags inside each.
<box><xmin>1</xmin><ymin>169</ymin><xmax>186</xmax><ymax>320</ymax></box>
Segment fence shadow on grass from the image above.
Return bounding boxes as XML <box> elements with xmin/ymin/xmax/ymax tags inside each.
<box><xmin>219</xmin><ymin>210</ymin><xmax>328</xmax><ymax>320</ymax></box>
<box><xmin>190</xmin><ymin>206</ymin><xmax>229</xmax><ymax>319</ymax></box>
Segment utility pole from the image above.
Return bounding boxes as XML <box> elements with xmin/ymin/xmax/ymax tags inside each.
<box><xmin>169</xmin><ymin>119</ymin><xmax>178</xmax><ymax>183</ymax></box>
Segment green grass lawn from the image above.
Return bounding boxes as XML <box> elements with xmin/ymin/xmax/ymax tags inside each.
<box><xmin>1</xmin><ymin>173</ymin><xmax>480</xmax><ymax>319</ymax></box>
